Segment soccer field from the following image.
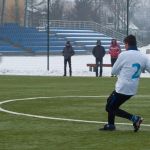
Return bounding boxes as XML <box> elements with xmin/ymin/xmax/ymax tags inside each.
<box><xmin>0</xmin><ymin>76</ymin><xmax>150</xmax><ymax>150</ymax></box>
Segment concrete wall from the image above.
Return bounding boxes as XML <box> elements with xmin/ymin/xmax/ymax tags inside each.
<box><xmin>1</xmin><ymin>0</ymin><xmax>24</xmax><ymax>25</ymax></box>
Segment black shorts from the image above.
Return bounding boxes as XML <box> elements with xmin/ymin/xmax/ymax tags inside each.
<box><xmin>106</xmin><ymin>91</ymin><xmax>133</xmax><ymax>112</ymax></box>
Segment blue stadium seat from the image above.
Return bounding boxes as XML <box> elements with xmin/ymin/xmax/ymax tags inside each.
<box><xmin>0</xmin><ymin>23</ymin><xmax>125</xmax><ymax>54</ymax></box>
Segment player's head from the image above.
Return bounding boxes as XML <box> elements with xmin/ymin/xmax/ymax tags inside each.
<box><xmin>124</xmin><ymin>35</ymin><xmax>137</xmax><ymax>50</ymax></box>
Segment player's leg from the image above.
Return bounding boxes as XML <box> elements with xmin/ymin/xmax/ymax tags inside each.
<box><xmin>101</xmin><ymin>91</ymin><xmax>132</xmax><ymax>131</ymax></box>
<box><xmin>117</xmin><ymin>109</ymin><xmax>143</xmax><ymax>132</ymax></box>
<box><xmin>102</xmin><ymin>91</ymin><xmax>143</xmax><ymax>132</ymax></box>
<box><xmin>113</xmin><ymin>93</ymin><xmax>143</xmax><ymax>132</ymax></box>
<box><xmin>114</xmin><ymin>93</ymin><xmax>133</xmax><ymax>119</ymax></box>
<box><xmin>105</xmin><ymin>91</ymin><xmax>119</xmax><ymax>125</ymax></box>
<box><xmin>100</xmin><ymin>91</ymin><xmax>117</xmax><ymax>131</ymax></box>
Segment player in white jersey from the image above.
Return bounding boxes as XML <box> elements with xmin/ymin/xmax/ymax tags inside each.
<box><xmin>100</xmin><ymin>35</ymin><xmax>150</xmax><ymax>132</ymax></box>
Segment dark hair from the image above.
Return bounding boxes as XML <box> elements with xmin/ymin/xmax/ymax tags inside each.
<box><xmin>111</xmin><ymin>39</ymin><xmax>117</xmax><ymax>45</ymax></box>
<box><xmin>124</xmin><ymin>34</ymin><xmax>137</xmax><ymax>46</ymax></box>
<box><xmin>97</xmin><ymin>40</ymin><xmax>101</xmax><ymax>45</ymax></box>
<box><xmin>66</xmin><ymin>41</ymin><xmax>70</xmax><ymax>44</ymax></box>
<box><xmin>66</xmin><ymin>41</ymin><xmax>71</xmax><ymax>47</ymax></box>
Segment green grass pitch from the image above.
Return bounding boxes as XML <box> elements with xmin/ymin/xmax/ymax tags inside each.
<box><xmin>0</xmin><ymin>76</ymin><xmax>150</xmax><ymax>150</ymax></box>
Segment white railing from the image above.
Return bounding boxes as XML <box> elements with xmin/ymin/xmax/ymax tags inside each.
<box><xmin>49</xmin><ymin>20</ymin><xmax>125</xmax><ymax>41</ymax></box>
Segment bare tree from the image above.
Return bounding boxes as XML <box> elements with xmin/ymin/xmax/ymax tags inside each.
<box><xmin>24</xmin><ymin>0</ymin><xmax>48</xmax><ymax>26</ymax></box>
<box><xmin>102</xmin><ymin>0</ymin><xmax>140</xmax><ymax>33</ymax></box>
<box><xmin>70</xmin><ymin>0</ymin><xmax>93</xmax><ymax>21</ymax></box>
<box><xmin>49</xmin><ymin>0</ymin><xmax>64</xmax><ymax>20</ymax></box>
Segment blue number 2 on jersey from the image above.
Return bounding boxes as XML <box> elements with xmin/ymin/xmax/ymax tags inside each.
<box><xmin>132</xmin><ymin>63</ymin><xmax>141</xmax><ymax>79</ymax></box>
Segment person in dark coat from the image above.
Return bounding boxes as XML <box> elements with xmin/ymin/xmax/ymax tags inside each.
<box><xmin>92</xmin><ymin>40</ymin><xmax>106</xmax><ymax>77</ymax></box>
<box><xmin>62</xmin><ymin>41</ymin><xmax>75</xmax><ymax>76</ymax></box>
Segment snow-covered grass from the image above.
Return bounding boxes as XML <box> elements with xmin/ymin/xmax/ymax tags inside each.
<box><xmin>0</xmin><ymin>46</ymin><xmax>150</xmax><ymax>77</ymax></box>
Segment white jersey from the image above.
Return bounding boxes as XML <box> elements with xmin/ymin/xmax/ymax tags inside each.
<box><xmin>112</xmin><ymin>50</ymin><xmax>150</xmax><ymax>95</ymax></box>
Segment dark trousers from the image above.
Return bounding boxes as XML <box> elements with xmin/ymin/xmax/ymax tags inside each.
<box><xmin>64</xmin><ymin>57</ymin><xmax>72</xmax><ymax>76</ymax></box>
<box><xmin>95</xmin><ymin>58</ymin><xmax>103</xmax><ymax>77</ymax></box>
<box><xmin>105</xmin><ymin>91</ymin><xmax>133</xmax><ymax>125</ymax></box>
<box><xmin>111</xmin><ymin>58</ymin><xmax>117</xmax><ymax>67</ymax></box>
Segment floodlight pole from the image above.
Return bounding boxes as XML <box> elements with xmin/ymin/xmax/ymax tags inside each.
<box><xmin>47</xmin><ymin>0</ymin><xmax>50</xmax><ymax>71</ymax></box>
<box><xmin>127</xmin><ymin>0</ymin><xmax>129</xmax><ymax>36</ymax></box>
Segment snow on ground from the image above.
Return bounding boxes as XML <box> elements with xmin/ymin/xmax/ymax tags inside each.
<box><xmin>0</xmin><ymin>55</ymin><xmax>106</xmax><ymax>77</ymax></box>
<box><xmin>0</xmin><ymin>46</ymin><xmax>150</xmax><ymax>77</ymax></box>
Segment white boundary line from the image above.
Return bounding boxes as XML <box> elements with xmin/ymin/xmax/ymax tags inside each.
<box><xmin>0</xmin><ymin>96</ymin><xmax>150</xmax><ymax>127</ymax></box>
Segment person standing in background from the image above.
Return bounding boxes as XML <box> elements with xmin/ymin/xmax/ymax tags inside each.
<box><xmin>92</xmin><ymin>40</ymin><xmax>106</xmax><ymax>77</ymax></box>
<box><xmin>62</xmin><ymin>41</ymin><xmax>75</xmax><ymax>77</ymax></box>
<box><xmin>109</xmin><ymin>39</ymin><xmax>121</xmax><ymax>76</ymax></box>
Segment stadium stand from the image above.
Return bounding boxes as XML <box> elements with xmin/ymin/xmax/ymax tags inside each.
<box><xmin>0</xmin><ymin>23</ymin><xmax>125</xmax><ymax>55</ymax></box>
<box><xmin>0</xmin><ymin>40</ymin><xmax>22</xmax><ymax>53</ymax></box>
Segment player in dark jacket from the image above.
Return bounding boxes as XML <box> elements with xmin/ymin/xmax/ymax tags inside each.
<box><xmin>92</xmin><ymin>40</ymin><xmax>106</xmax><ymax>77</ymax></box>
<box><xmin>62</xmin><ymin>41</ymin><xmax>75</xmax><ymax>76</ymax></box>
